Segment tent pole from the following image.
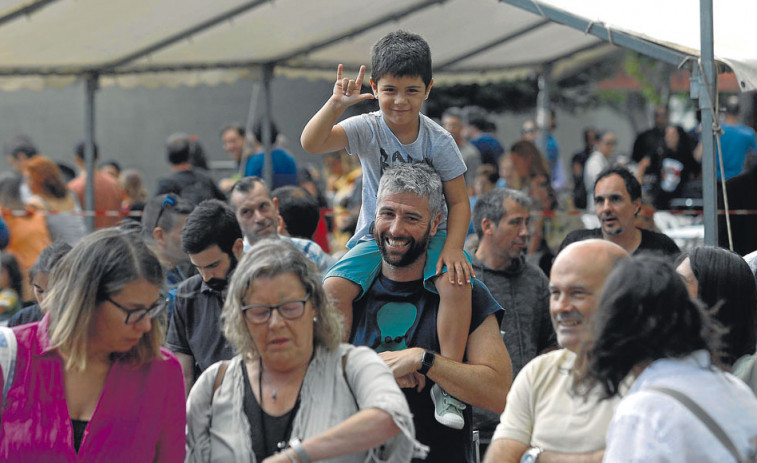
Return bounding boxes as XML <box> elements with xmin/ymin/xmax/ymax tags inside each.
<box><xmin>699</xmin><ymin>0</ymin><xmax>718</xmax><ymax>246</ymax></box>
<box><xmin>261</xmin><ymin>64</ymin><xmax>274</xmax><ymax>188</ymax></box>
<box><xmin>84</xmin><ymin>73</ymin><xmax>99</xmax><ymax>233</ymax></box>
<box><xmin>536</xmin><ymin>65</ymin><xmax>551</xmax><ymax>158</ymax></box>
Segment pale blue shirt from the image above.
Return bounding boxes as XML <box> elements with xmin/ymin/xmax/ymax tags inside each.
<box><xmin>604</xmin><ymin>350</ymin><xmax>757</xmax><ymax>462</ymax></box>
<box><xmin>243</xmin><ymin>235</ymin><xmax>335</xmax><ymax>275</ymax></box>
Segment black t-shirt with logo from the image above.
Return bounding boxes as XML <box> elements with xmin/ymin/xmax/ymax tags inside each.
<box><xmin>351</xmin><ymin>275</ymin><xmax>500</xmax><ymax>463</ymax></box>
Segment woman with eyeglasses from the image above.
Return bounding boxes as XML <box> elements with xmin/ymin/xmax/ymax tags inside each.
<box><xmin>186</xmin><ymin>239</ymin><xmax>421</xmax><ymax>463</ymax></box>
<box><xmin>0</xmin><ymin>228</ymin><xmax>186</xmax><ymax>462</ymax></box>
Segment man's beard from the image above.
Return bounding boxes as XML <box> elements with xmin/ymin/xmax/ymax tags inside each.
<box><xmin>205</xmin><ymin>254</ymin><xmax>238</xmax><ymax>292</ymax></box>
<box><xmin>377</xmin><ymin>226</ymin><xmax>431</xmax><ymax>268</ymax></box>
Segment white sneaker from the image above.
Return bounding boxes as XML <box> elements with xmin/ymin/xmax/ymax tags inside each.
<box><xmin>430</xmin><ymin>383</ymin><xmax>466</xmax><ymax>430</ymax></box>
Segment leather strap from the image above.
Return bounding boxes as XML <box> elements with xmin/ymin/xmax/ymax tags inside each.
<box><xmin>211</xmin><ymin>361</ymin><xmax>229</xmax><ymax>405</ymax></box>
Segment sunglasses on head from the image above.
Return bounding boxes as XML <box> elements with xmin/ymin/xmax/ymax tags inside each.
<box><xmin>153</xmin><ymin>194</ymin><xmax>177</xmax><ymax>230</ymax></box>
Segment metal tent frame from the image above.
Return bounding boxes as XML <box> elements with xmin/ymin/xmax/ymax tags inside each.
<box><xmin>0</xmin><ymin>0</ymin><xmax>731</xmax><ymax>242</ymax></box>
<box><xmin>501</xmin><ymin>0</ymin><xmax>720</xmax><ymax>245</ymax></box>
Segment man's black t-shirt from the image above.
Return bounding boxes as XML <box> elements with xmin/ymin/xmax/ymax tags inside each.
<box><xmin>165</xmin><ymin>274</ymin><xmax>235</xmax><ymax>372</ymax></box>
<box><xmin>351</xmin><ymin>275</ymin><xmax>500</xmax><ymax>463</ymax></box>
<box><xmin>558</xmin><ymin>227</ymin><xmax>680</xmax><ymax>258</ymax></box>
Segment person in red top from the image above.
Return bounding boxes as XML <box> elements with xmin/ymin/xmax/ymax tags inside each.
<box><xmin>67</xmin><ymin>141</ymin><xmax>124</xmax><ymax>230</ymax></box>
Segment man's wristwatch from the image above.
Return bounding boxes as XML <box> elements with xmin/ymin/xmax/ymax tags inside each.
<box><xmin>417</xmin><ymin>350</ymin><xmax>435</xmax><ymax>375</ymax></box>
<box><xmin>520</xmin><ymin>446</ymin><xmax>544</xmax><ymax>463</ymax></box>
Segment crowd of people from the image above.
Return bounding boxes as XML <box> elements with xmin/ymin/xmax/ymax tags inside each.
<box><xmin>0</xmin><ymin>29</ymin><xmax>756</xmax><ymax>463</ymax></box>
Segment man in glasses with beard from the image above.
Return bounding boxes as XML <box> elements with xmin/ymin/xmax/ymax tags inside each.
<box><xmin>166</xmin><ymin>199</ymin><xmax>243</xmax><ymax>397</ymax></box>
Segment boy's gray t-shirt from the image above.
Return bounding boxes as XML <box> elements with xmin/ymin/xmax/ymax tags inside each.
<box><xmin>339</xmin><ymin>110</ymin><xmax>467</xmax><ymax>248</ymax></box>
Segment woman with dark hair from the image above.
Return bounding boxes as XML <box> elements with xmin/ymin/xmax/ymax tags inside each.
<box><xmin>0</xmin><ymin>228</ymin><xmax>186</xmax><ymax>461</ymax></box>
<box><xmin>675</xmin><ymin>246</ymin><xmax>757</xmax><ymax>367</ymax></box>
<box><xmin>579</xmin><ymin>255</ymin><xmax>757</xmax><ymax>462</ymax></box>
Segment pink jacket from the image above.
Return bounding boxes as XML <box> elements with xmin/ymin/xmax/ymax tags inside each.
<box><xmin>0</xmin><ymin>315</ymin><xmax>186</xmax><ymax>462</ymax></box>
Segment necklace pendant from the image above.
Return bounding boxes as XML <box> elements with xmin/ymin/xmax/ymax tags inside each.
<box><xmin>272</xmin><ymin>391</ymin><xmax>277</xmax><ymax>401</ymax></box>
<box><xmin>277</xmin><ymin>440</ymin><xmax>287</xmax><ymax>450</ymax></box>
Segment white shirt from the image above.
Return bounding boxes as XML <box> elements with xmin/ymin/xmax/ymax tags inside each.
<box><xmin>604</xmin><ymin>350</ymin><xmax>757</xmax><ymax>462</ymax></box>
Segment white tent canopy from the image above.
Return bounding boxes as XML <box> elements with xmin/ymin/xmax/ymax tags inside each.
<box><xmin>0</xmin><ymin>0</ymin><xmax>754</xmax><ymax>242</ymax></box>
<box><xmin>0</xmin><ymin>0</ymin><xmax>646</xmax><ymax>89</ymax></box>
<box><xmin>0</xmin><ymin>0</ymin><xmax>754</xmax><ymax>90</ymax></box>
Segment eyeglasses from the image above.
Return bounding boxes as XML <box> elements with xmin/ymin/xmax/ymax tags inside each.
<box><xmin>153</xmin><ymin>194</ymin><xmax>177</xmax><ymax>230</ymax></box>
<box><xmin>106</xmin><ymin>296</ymin><xmax>166</xmax><ymax>325</ymax></box>
<box><xmin>241</xmin><ymin>294</ymin><xmax>310</xmax><ymax>324</ymax></box>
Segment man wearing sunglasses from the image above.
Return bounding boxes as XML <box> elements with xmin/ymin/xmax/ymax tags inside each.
<box><xmin>141</xmin><ymin>194</ymin><xmax>195</xmax><ymax>319</ymax></box>
<box><xmin>166</xmin><ymin>199</ymin><xmax>242</xmax><ymax>396</ymax></box>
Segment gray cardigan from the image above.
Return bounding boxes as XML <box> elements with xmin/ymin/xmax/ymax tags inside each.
<box><xmin>185</xmin><ymin>343</ymin><xmax>425</xmax><ymax>463</ymax></box>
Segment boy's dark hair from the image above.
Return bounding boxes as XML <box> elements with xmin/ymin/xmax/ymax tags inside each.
<box><xmin>74</xmin><ymin>140</ymin><xmax>99</xmax><ymax>161</ymax></box>
<box><xmin>371</xmin><ymin>30</ymin><xmax>432</xmax><ymax>88</ymax></box>
<box><xmin>272</xmin><ymin>185</ymin><xmax>320</xmax><ymax>240</ymax></box>
<box><xmin>30</xmin><ymin>241</ymin><xmax>73</xmax><ymax>282</ymax></box>
<box><xmin>181</xmin><ymin>199</ymin><xmax>242</xmax><ymax>256</ymax></box>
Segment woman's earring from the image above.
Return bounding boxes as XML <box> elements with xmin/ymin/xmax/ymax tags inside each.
<box><xmin>313</xmin><ymin>316</ymin><xmax>318</xmax><ymax>323</ymax></box>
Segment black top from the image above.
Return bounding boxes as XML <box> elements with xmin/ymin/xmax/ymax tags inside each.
<box><xmin>718</xmin><ymin>166</ymin><xmax>757</xmax><ymax>256</ymax></box>
<box><xmin>241</xmin><ymin>362</ymin><xmax>296</xmax><ymax>461</ymax></box>
<box><xmin>165</xmin><ymin>275</ymin><xmax>235</xmax><ymax>373</ymax></box>
<box><xmin>7</xmin><ymin>304</ymin><xmax>44</xmax><ymax>327</ymax></box>
<box><xmin>558</xmin><ymin>227</ymin><xmax>681</xmax><ymax>258</ymax></box>
<box><xmin>154</xmin><ymin>169</ymin><xmax>226</xmax><ymax>206</ymax></box>
<box><xmin>351</xmin><ymin>274</ymin><xmax>501</xmax><ymax>463</ymax></box>
<box><xmin>72</xmin><ymin>419</ymin><xmax>88</xmax><ymax>453</ymax></box>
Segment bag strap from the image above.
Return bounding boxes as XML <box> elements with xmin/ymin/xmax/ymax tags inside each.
<box><xmin>650</xmin><ymin>386</ymin><xmax>745</xmax><ymax>462</ymax></box>
<box><xmin>341</xmin><ymin>351</ymin><xmax>359</xmax><ymax>409</ymax></box>
<box><xmin>0</xmin><ymin>326</ymin><xmax>18</xmax><ymax>406</ymax></box>
<box><xmin>211</xmin><ymin>361</ymin><xmax>229</xmax><ymax>405</ymax></box>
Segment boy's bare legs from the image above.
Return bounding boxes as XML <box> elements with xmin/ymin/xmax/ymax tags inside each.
<box><xmin>324</xmin><ymin>276</ymin><xmax>361</xmax><ymax>342</ymax></box>
<box><xmin>432</xmin><ymin>275</ymin><xmax>472</xmax><ymax>429</ymax></box>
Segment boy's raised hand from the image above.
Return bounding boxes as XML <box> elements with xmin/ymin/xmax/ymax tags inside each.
<box><xmin>332</xmin><ymin>64</ymin><xmax>374</xmax><ymax>107</ymax></box>
<box><xmin>437</xmin><ymin>247</ymin><xmax>475</xmax><ymax>286</ymax></box>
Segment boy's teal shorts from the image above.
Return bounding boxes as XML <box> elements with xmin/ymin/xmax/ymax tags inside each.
<box><xmin>324</xmin><ymin>232</ymin><xmax>472</xmax><ymax>299</ymax></box>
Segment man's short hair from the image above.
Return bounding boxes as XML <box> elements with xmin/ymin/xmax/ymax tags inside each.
<box><xmin>181</xmin><ymin>199</ymin><xmax>242</xmax><ymax>256</ymax></box>
<box><xmin>165</xmin><ymin>133</ymin><xmax>192</xmax><ymax>166</ymax></box>
<box><xmin>228</xmin><ymin>176</ymin><xmax>269</xmax><ymax>210</ymax></box>
<box><xmin>252</xmin><ymin>121</ymin><xmax>279</xmax><ymax>145</ymax></box>
<box><xmin>3</xmin><ymin>134</ymin><xmax>38</xmax><ymax>159</ymax></box>
<box><xmin>371</xmin><ymin>30</ymin><xmax>432</xmax><ymax>88</ymax></box>
<box><xmin>74</xmin><ymin>140</ymin><xmax>99</xmax><ymax>161</ymax></box>
<box><xmin>594</xmin><ymin>166</ymin><xmax>641</xmax><ymax>201</ymax></box>
<box><xmin>141</xmin><ymin>193</ymin><xmax>195</xmax><ymax>240</ymax></box>
<box><xmin>377</xmin><ymin>163</ymin><xmax>443</xmax><ymax>217</ymax></box>
<box><xmin>272</xmin><ymin>185</ymin><xmax>320</xmax><ymax>240</ymax></box>
<box><xmin>472</xmin><ymin>188</ymin><xmax>532</xmax><ymax>239</ymax></box>
<box><xmin>219</xmin><ymin>122</ymin><xmax>245</xmax><ymax>139</ymax></box>
<box><xmin>469</xmin><ymin>116</ymin><xmax>494</xmax><ymax>133</ymax></box>
<box><xmin>442</xmin><ymin>107</ymin><xmax>465</xmax><ymax>122</ymax></box>
<box><xmin>723</xmin><ymin>95</ymin><xmax>740</xmax><ymax>116</ymax></box>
